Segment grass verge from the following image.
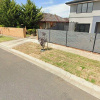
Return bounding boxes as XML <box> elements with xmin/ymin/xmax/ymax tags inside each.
<box><xmin>14</xmin><ymin>42</ymin><xmax>100</xmax><ymax>86</ymax></box>
<box><xmin>0</xmin><ymin>36</ymin><xmax>14</xmax><ymax>42</ymax></box>
<box><xmin>26</xmin><ymin>34</ymin><xmax>31</xmax><ymax>37</ymax></box>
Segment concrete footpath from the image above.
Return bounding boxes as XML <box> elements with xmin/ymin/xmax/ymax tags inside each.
<box><xmin>0</xmin><ymin>38</ymin><xmax>100</xmax><ymax>99</ymax></box>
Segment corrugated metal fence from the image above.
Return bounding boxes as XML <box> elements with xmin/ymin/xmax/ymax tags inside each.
<box><xmin>38</xmin><ymin>29</ymin><xmax>100</xmax><ymax>53</ymax></box>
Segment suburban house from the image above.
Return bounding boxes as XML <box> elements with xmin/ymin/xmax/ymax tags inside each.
<box><xmin>39</xmin><ymin>13</ymin><xmax>69</xmax><ymax>31</ymax></box>
<box><xmin>66</xmin><ymin>0</ymin><xmax>100</xmax><ymax>33</ymax></box>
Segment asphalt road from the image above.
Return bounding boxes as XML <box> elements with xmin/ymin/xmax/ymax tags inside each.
<box><xmin>0</xmin><ymin>48</ymin><xmax>99</xmax><ymax>100</ymax></box>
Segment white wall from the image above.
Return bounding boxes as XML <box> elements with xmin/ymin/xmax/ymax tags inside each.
<box><xmin>70</xmin><ymin>1</ymin><xmax>100</xmax><ymax>18</ymax></box>
<box><xmin>69</xmin><ymin>16</ymin><xmax>100</xmax><ymax>33</ymax></box>
<box><xmin>90</xmin><ymin>16</ymin><xmax>100</xmax><ymax>33</ymax></box>
<box><xmin>69</xmin><ymin>17</ymin><xmax>93</xmax><ymax>33</ymax></box>
<box><xmin>69</xmin><ymin>1</ymin><xmax>100</xmax><ymax>33</ymax></box>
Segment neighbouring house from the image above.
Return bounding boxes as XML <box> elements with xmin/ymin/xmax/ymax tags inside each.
<box><xmin>39</xmin><ymin>13</ymin><xmax>69</xmax><ymax>31</ymax></box>
<box><xmin>66</xmin><ymin>0</ymin><xmax>100</xmax><ymax>33</ymax></box>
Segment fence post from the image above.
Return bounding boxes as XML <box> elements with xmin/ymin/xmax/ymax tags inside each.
<box><xmin>37</xmin><ymin>29</ymin><xmax>39</xmax><ymax>40</ymax></box>
<box><xmin>49</xmin><ymin>30</ymin><xmax>50</xmax><ymax>42</ymax></box>
<box><xmin>66</xmin><ymin>31</ymin><xmax>68</xmax><ymax>46</ymax></box>
<box><xmin>92</xmin><ymin>32</ymin><xmax>97</xmax><ymax>52</ymax></box>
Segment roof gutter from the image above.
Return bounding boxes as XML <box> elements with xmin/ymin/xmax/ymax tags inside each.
<box><xmin>66</xmin><ymin>0</ymin><xmax>99</xmax><ymax>5</ymax></box>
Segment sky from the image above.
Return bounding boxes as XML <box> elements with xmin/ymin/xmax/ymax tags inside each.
<box><xmin>15</xmin><ymin>0</ymin><xmax>71</xmax><ymax>18</ymax></box>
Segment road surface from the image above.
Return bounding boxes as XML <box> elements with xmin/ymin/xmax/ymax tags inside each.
<box><xmin>0</xmin><ymin>48</ymin><xmax>99</xmax><ymax>100</ymax></box>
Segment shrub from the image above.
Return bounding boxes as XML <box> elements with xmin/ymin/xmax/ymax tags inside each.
<box><xmin>0</xmin><ymin>25</ymin><xmax>4</xmax><ymax>27</ymax></box>
<box><xmin>39</xmin><ymin>32</ymin><xmax>47</xmax><ymax>50</ymax></box>
<box><xmin>27</xmin><ymin>28</ymin><xmax>36</xmax><ymax>36</ymax></box>
<box><xmin>32</xmin><ymin>28</ymin><xmax>36</xmax><ymax>33</ymax></box>
<box><xmin>16</xmin><ymin>25</ymin><xmax>21</xmax><ymax>28</ymax></box>
<box><xmin>27</xmin><ymin>29</ymin><xmax>33</xmax><ymax>34</ymax></box>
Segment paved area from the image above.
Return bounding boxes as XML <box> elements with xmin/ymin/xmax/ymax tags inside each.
<box><xmin>0</xmin><ymin>38</ymin><xmax>30</xmax><ymax>48</ymax></box>
<box><xmin>0</xmin><ymin>48</ymin><xmax>99</xmax><ymax>100</ymax></box>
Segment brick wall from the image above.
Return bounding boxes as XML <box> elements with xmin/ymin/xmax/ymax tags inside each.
<box><xmin>0</xmin><ymin>27</ymin><xmax>26</xmax><ymax>38</ymax></box>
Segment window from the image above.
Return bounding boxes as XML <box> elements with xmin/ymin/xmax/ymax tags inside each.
<box><xmin>77</xmin><ymin>2</ymin><xmax>93</xmax><ymax>13</ymax></box>
<box><xmin>82</xmin><ymin>3</ymin><xmax>87</xmax><ymax>13</ymax></box>
<box><xmin>87</xmin><ymin>2</ymin><xmax>93</xmax><ymax>13</ymax></box>
<box><xmin>77</xmin><ymin>4</ymin><xmax>82</xmax><ymax>13</ymax></box>
<box><xmin>79</xmin><ymin>24</ymin><xmax>85</xmax><ymax>32</ymax></box>
<box><xmin>75</xmin><ymin>24</ymin><xmax>90</xmax><ymax>32</ymax></box>
<box><xmin>85</xmin><ymin>24</ymin><xmax>90</xmax><ymax>32</ymax></box>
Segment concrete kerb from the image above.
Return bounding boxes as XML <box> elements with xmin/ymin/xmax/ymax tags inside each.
<box><xmin>0</xmin><ymin>44</ymin><xmax>100</xmax><ymax>99</ymax></box>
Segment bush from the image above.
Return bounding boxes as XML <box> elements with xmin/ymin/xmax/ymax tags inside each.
<box><xmin>16</xmin><ymin>26</ymin><xmax>21</xmax><ymax>28</ymax></box>
<box><xmin>32</xmin><ymin>28</ymin><xmax>36</xmax><ymax>33</ymax></box>
<box><xmin>27</xmin><ymin>28</ymin><xmax>36</xmax><ymax>36</ymax></box>
<box><xmin>0</xmin><ymin>25</ymin><xmax>4</xmax><ymax>27</ymax></box>
<box><xmin>27</xmin><ymin>29</ymin><xmax>33</xmax><ymax>34</ymax></box>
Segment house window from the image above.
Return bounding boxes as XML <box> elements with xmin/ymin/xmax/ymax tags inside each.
<box><xmin>77</xmin><ymin>4</ymin><xmax>82</xmax><ymax>13</ymax></box>
<box><xmin>46</xmin><ymin>22</ymin><xmax>50</xmax><ymax>28</ymax></box>
<box><xmin>82</xmin><ymin>3</ymin><xmax>87</xmax><ymax>13</ymax></box>
<box><xmin>77</xmin><ymin>2</ymin><xmax>93</xmax><ymax>13</ymax></box>
<box><xmin>87</xmin><ymin>2</ymin><xmax>93</xmax><ymax>13</ymax></box>
<box><xmin>75</xmin><ymin>24</ymin><xmax>90</xmax><ymax>32</ymax></box>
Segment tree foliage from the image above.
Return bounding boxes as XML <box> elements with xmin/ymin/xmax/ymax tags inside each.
<box><xmin>0</xmin><ymin>0</ymin><xmax>43</xmax><ymax>29</ymax></box>
<box><xmin>0</xmin><ymin>0</ymin><xmax>21</xmax><ymax>27</ymax></box>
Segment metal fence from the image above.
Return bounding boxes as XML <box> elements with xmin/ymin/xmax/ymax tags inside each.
<box><xmin>67</xmin><ymin>31</ymin><xmax>95</xmax><ymax>51</ymax></box>
<box><xmin>38</xmin><ymin>29</ymin><xmax>100</xmax><ymax>53</ymax></box>
<box><xmin>93</xmin><ymin>33</ymin><xmax>100</xmax><ymax>53</ymax></box>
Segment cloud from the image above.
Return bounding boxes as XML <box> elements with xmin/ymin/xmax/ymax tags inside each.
<box><xmin>41</xmin><ymin>0</ymin><xmax>53</xmax><ymax>5</ymax></box>
<box><xmin>42</xmin><ymin>3</ymin><xmax>70</xmax><ymax>18</ymax></box>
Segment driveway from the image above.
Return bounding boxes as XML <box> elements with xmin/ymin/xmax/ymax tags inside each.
<box><xmin>0</xmin><ymin>48</ymin><xmax>99</xmax><ymax>100</ymax></box>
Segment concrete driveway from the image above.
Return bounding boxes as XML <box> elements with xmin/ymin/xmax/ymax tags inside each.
<box><xmin>0</xmin><ymin>48</ymin><xmax>99</xmax><ymax>100</ymax></box>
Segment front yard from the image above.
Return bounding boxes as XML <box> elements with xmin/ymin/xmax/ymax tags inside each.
<box><xmin>14</xmin><ymin>42</ymin><xmax>100</xmax><ymax>86</ymax></box>
<box><xmin>0</xmin><ymin>36</ymin><xmax>15</xmax><ymax>42</ymax></box>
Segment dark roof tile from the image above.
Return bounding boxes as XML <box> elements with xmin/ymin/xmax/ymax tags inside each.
<box><xmin>41</xmin><ymin>13</ymin><xmax>69</xmax><ymax>22</ymax></box>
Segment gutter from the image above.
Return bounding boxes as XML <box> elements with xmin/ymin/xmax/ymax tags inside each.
<box><xmin>66</xmin><ymin>0</ymin><xmax>98</xmax><ymax>5</ymax></box>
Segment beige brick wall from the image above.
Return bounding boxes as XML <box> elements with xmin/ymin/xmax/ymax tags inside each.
<box><xmin>0</xmin><ymin>27</ymin><xmax>26</xmax><ymax>38</ymax></box>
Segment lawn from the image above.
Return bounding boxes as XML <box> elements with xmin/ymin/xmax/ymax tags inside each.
<box><xmin>0</xmin><ymin>36</ymin><xmax>14</xmax><ymax>42</ymax></box>
<box><xmin>14</xmin><ymin>42</ymin><xmax>100</xmax><ymax>86</ymax></box>
<box><xmin>26</xmin><ymin>34</ymin><xmax>31</xmax><ymax>37</ymax></box>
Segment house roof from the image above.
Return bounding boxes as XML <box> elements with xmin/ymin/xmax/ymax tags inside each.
<box><xmin>66</xmin><ymin>0</ymin><xmax>94</xmax><ymax>5</ymax></box>
<box><xmin>41</xmin><ymin>13</ymin><xmax>69</xmax><ymax>23</ymax></box>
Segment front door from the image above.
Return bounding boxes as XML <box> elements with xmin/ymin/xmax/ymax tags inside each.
<box><xmin>95</xmin><ymin>22</ymin><xmax>100</xmax><ymax>33</ymax></box>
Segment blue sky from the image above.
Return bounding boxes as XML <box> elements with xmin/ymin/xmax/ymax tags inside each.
<box><xmin>15</xmin><ymin>0</ymin><xmax>71</xmax><ymax>18</ymax></box>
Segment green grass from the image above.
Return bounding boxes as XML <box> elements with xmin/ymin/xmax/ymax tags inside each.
<box><xmin>91</xmin><ymin>79</ymin><xmax>96</xmax><ymax>83</ymax></box>
<box><xmin>26</xmin><ymin>34</ymin><xmax>31</xmax><ymax>37</ymax></box>
<box><xmin>14</xmin><ymin>42</ymin><xmax>100</xmax><ymax>86</ymax></box>
<box><xmin>0</xmin><ymin>36</ymin><xmax>14</xmax><ymax>42</ymax></box>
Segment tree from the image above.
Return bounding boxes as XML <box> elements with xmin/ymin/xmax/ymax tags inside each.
<box><xmin>0</xmin><ymin>0</ymin><xmax>3</xmax><ymax>8</ymax></box>
<box><xmin>8</xmin><ymin>0</ymin><xmax>21</xmax><ymax>27</ymax></box>
<box><xmin>0</xmin><ymin>0</ymin><xmax>4</xmax><ymax>25</ymax></box>
<box><xmin>39</xmin><ymin>32</ymin><xmax>47</xmax><ymax>51</ymax></box>
<box><xmin>0</xmin><ymin>0</ymin><xmax>43</xmax><ymax>28</ymax></box>
<box><xmin>0</xmin><ymin>0</ymin><xmax>21</xmax><ymax>27</ymax></box>
<box><xmin>21</xmin><ymin>0</ymin><xmax>43</xmax><ymax>29</ymax></box>
<box><xmin>0</xmin><ymin>0</ymin><xmax>11</xmax><ymax>26</ymax></box>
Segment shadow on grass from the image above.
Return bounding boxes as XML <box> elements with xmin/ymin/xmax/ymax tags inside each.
<box><xmin>0</xmin><ymin>36</ymin><xmax>3</xmax><ymax>38</ymax></box>
<box><xmin>45</xmin><ymin>48</ymin><xmax>52</xmax><ymax>51</ymax></box>
<box><xmin>40</xmin><ymin>47</ymin><xmax>53</xmax><ymax>52</ymax></box>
